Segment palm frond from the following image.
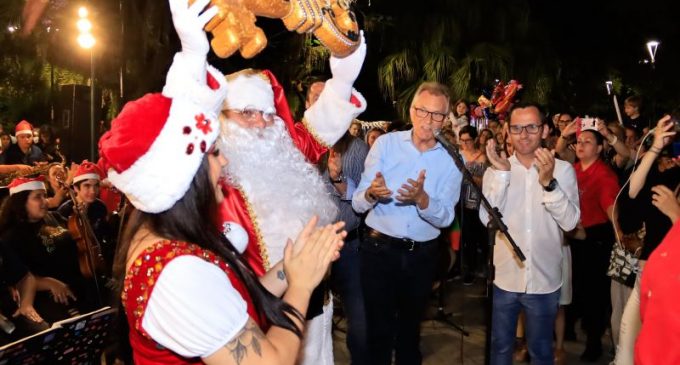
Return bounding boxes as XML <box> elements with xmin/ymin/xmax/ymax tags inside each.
<box><xmin>378</xmin><ymin>48</ymin><xmax>417</xmax><ymax>101</ymax></box>
<box><xmin>303</xmin><ymin>41</ymin><xmax>330</xmax><ymax>73</ymax></box>
<box><xmin>462</xmin><ymin>43</ymin><xmax>512</xmax><ymax>90</ymax></box>
<box><xmin>395</xmin><ymin>82</ymin><xmax>421</xmax><ymax>122</ymax></box>
<box><xmin>449</xmin><ymin>58</ymin><xmax>472</xmax><ymax>99</ymax></box>
<box><xmin>422</xmin><ymin>46</ymin><xmax>456</xmax><ymax>84</ymax></box>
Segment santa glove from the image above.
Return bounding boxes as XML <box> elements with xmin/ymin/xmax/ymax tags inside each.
<box><xmin>168</xmin><ymin>0</ymin><xmax>218</xmax><ymax>82</ymax></box>
<box><xmin>327</xmin><ymin>31</ymin><xmax>366</xmax><ymax>100</ymax></box>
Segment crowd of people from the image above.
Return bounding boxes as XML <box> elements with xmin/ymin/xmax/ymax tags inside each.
<box><xmin>0</xmin><ymin>1</ymin><xmax>678</xmax><ymax>365</ymax></box>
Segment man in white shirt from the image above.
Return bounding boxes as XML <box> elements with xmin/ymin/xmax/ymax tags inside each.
<box><xmin>480</xmin><ymin>103</ymin><xmax>580</xmax><ymax>364</ymax></box>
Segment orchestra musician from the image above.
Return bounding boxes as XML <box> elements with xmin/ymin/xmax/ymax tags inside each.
<box><xmin>0</xmin><ymin>176</ymin><xmax>101</xmax><ymax>323</ymax></box>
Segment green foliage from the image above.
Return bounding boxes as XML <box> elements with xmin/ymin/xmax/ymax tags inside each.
<box><xmin>0</xmin><ymin>55</ymin><xmax>50</xmax><ymax>122</ymax></box>
<box><xmin>41</xmin><ymin>64</ymin><xmax>86</xmax><ymax>86</ymax></box>
<box><xmin>371</xmin><ymin>0</ymin><xmax>553</xmax><ymax>120</ymax></box>
<box><xmin>378</xmin><ymin>49</ymin><xmax>418</xmax><ymax>101</ymax></box>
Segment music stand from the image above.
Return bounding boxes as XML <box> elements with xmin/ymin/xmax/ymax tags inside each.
<box><xmin>0</xmin><ymin>306</ymin><xmax>117</xmax><ymax>365</ymax></box>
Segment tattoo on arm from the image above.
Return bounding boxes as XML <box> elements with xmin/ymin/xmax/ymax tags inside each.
<box><xmin>276</xmin><ymin>270</ymin><xmax>286</xmax><ymax>281</ymax></box>
<box><xmin>225</xmin><ymin>320</ymin><xmax>265</xmax><ymax>365</ymax></box>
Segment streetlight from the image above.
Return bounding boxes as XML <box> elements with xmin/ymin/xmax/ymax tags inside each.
<box><xmin>76</xmin><ymin>6</ymin><xmax>96</xmax><ymax>161</ymax></box>
<box><xmin>605</xmin><ymin>80</ymin><xmax>623</xmax><ymax>124</ymax></box>
<box><xmin>645</xmin><ymin>40</ymin><xmax>660</xmax><ymax>122</ymax></box>
<box><xmin>646</xmin><ymin>40</ymin><xmax>659</xmax><ymax>66</ymax></box>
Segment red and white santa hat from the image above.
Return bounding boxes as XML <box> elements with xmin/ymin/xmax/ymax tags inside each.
<box><xmin>73</xmin><ymin>160</ymin><xmax>104</xmax><ymax>184</ymax></box>
<box><xmin>8</xmin><ymin>176</ymin><xmax>46</xmax><ymax>195</ymax></box>
<box><xmin>15</xmin><ymin>120</ymin><xmax>34</xmax><ymax>137</ymax></box>
<box><xmin>98</xmin><ymin>55</ymin><xmax>227</xmax><ymax>214</ymax></box>
<box><xmin>224</xmin><ymin>69</ymin><xmax>277</xmax><ymax>116</ymax></box>
<box><xmin>223</xmin><ymin>69</ymin><xmax>366</xmax><ymax>146</ymax></box>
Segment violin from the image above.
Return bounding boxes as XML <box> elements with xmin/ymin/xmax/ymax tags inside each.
<box><xmin>56</xmin><ymin>173</ymin><xmax>107</xmax><ymax>280</ymax></box>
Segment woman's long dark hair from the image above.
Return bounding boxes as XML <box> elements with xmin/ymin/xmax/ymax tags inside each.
<box><xmin>0</xmin><ymin>191</ymin><xmax>32</xmax><ymax>232</ymax></box>
<box><xmin>113</xmin><ymin>157</ymin><xmax>304</xmax><ymax>337</ymax></box>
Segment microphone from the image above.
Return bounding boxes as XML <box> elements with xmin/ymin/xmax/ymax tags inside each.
<box><xmin>434</xmin><ymin>129</ymin><xmax>466</xmax><ymax>174</ymax></box>
<box><xmin>434</xmin><ymin>128</ymin><xmax>526</xmax><ymax>262</ymax></box>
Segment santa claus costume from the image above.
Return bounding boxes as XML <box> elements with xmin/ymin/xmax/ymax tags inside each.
<box><xmin>217</xmin><ymin>39</ymin><xmax>367</xmax><ymax>365</ymax></box>
<box><xmin>97</xmin><ymin>10</ymin><xmax>262</xmax><ymax>363</ymax></box>
<box><xmin>98</xmin><ymin>2</ymin><xmax>341</xmax><ymax>364</ymax></box>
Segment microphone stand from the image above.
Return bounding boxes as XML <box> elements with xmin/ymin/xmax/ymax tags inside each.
<box><xmin>434</xmin><ymin>130</ymin><xmax>525</xmax><ymax>365</ymax></box>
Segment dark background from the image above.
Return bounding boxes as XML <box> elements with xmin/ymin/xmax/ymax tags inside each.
<box><xmin>0</xmin><ymin>0</ymin><xmax>678</xmax><ymax>126</ymax></box>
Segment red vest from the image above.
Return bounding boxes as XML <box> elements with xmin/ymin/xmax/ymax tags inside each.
<box><xmin>122</xmin><ymin>240</ymin><xmax>263</xmax><ymax>365</ymax></box>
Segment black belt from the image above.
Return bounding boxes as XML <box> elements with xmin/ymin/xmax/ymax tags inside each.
<box><xmin>363</xmin><ymin>228</ymin><xmax>436</xmax><ymax>251</ymax></box>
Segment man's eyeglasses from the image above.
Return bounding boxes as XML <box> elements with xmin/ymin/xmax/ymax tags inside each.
<box><xmin>508</xmin><ymin>124</ymin><xmax>543</xmax><ymax>135</ymax></box>
<box><xmin>412</xmin><ymin>107</ymin><xmax>447</xmax><ymax>123</ymax></box>
<box><xmin>227</xmin><ymin>106</ymin><xmax>276</xmax><ymax>123</ymax></box>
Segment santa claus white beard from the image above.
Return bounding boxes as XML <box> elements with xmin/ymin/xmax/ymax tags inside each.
<box><xmin>219</xmin><ymin>117</ymin><xmax>338</xmax><ymax>264</ymax></box>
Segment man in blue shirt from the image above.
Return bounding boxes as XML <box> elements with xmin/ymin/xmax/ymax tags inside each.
<box><xmin>352</xmin><ymin>81</ymin><xmax>462</xmax><ymax>365</ymax></box>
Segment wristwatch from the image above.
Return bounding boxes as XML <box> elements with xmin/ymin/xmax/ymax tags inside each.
<box><xmin>330</xmin><ymin>173</ymin><xmax>345</xmax><ymax>184</ymax></box>
<box><xmin>542</xmin><ymin>178</ymin><xmax>558</xmax><ymax>192</ymax></box>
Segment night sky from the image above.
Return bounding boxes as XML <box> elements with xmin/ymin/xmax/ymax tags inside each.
<box><xmin>355</xmin><ymin>0</ymin><xmax>680</xmax><ymax>120</ymax></box>
<box><xmin>532</xmin><ymin>0</ymin><xmax>679</xmax><ymax>108</ymax></box>
<box><xmin>3</xmin><ymin>0</ymin><xmax>679</xmax><ymax>124</ymax></box>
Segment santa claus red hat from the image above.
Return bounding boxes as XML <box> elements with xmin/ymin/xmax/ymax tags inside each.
<box><xmin>224</xmin><ymin>69</ymin><xmax>290</xmax><ymax>130</ymax></box>
<box><xmin>15</xmin><ymin>120</ymin><xmax>34</xmax><ymax>137</ymax></box>
<box><xmin>73</xmin><ymin>160</ymin><xmax>104</xmax><ymax>184</ymax></box>
<box><xmin>8</xmin><ymin>176</ymin><xmax>45</xmax><ymax>195</ymax></box>
<box><xmin>223</xmin><ymin>69</ymin><xmax>365</xmax><ymax>146</ymax></box>
<box><xmin>98</xmin><ymin>58</ymin><xmax>227</xmax><ymax>214</ymax></box>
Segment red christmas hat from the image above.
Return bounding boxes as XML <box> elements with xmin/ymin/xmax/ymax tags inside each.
<box><xmin>223</xmin><ymin>69</ymin><xmax>365</xmax><ymax>146</ymax></box>
<box><xmin>8</xmin><ymin>176</ymin><xmax>45</xmax><ymax>195</ymax></box>
<box><xmin>98</xmin><ymin>60</ymin><xmax>227</xmax><ymax>213</ymax></box>
<box><xmin>73</xmin><ymin>160</ymin><xmax>104</xmax><ymax>184</ymax></box>
<box><xmin>262</xmin><ymin>70</ymin><xmax>303</xmax><ymax>136</ymax></box>
<box><xmin>15</xmin><ymin>120</ymin><xmax>34</xmax><ymax>137</ymax></box>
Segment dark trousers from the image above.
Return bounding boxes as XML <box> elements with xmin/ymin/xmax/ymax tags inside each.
<box><xmin>360</xmin><ymin>233</ymin><xmax>439</xmax><ymax>365</ymax></box>
<box><xmin>461</xmin><ymin>207</ymin><xmax>488</xmax><ymax>275</ymax></box>
<box><xmin>567</xmin><ymin>223</ymin><xmax>614</xmax><ymax>348</ymax></box>
<box><xmin>331</xmin><ymin>236</ymin><xmax>369</xmax><ymax>365</ymax></box>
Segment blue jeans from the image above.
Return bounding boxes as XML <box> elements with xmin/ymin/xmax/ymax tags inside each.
<box><xmin>331</xmin><ymin>236</ymin><xmax>369</xmax><ymax>365</ymax></box>
<box><xmin>491</xmin><ymin>285</ymin><xmax>560</xmax><ymax>365</ymax></box>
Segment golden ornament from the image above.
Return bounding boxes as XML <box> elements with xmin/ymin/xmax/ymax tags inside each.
<box><xmin>189</xmin><ymin>0</ymin><xmax>360</xmax><ymax>59</ymax></box>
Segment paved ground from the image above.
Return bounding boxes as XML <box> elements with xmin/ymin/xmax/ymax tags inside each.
<box><xmin>332</xmin><ymin>278</ymin><xmax>614</xmax><ymax>365</ymax></box>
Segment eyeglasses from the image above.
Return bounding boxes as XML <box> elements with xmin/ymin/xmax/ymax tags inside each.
<box><xmin>460</xmin><ymin>138</ymin><xmax>474</xmax><ymax>143</ymax></box>
<box><xmin>227</xmin><ymin>106</ymin><xmax>276</xmax><ymax>123</ymax></box>
<box><xmin>412</xmin><ymin>107</ymin><xmax>447</xmax><ymax>123</ymax></box>
<box><xmin>508</xmin><ymin>123</ymin><xmax>542</xmax><ymax>135</ymax></box>
<box><xmin>557</xmin><ymin>119</ymin><xmax>572</xmax><ymax>125</ymax></box>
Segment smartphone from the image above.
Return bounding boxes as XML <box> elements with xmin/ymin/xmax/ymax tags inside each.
<box><xmin>673</xmin><ymin>142</ymin><xmax>680</xmax><ymax>158</ymax></box>
<box><xmin>671</xmin><ymin>109</ymin><xmax>680</xmax><ymax>132</ymax></box>
<box><xmin>580</xmin><ymin>117</ymin><xmax>597</xmax><ymax>132</ymax></box>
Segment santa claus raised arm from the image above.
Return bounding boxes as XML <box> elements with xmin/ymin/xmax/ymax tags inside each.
<box><xmin>217</xmin><ymin>35</ymin><xmax>366</xmax><ymax>274</ymax></box>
